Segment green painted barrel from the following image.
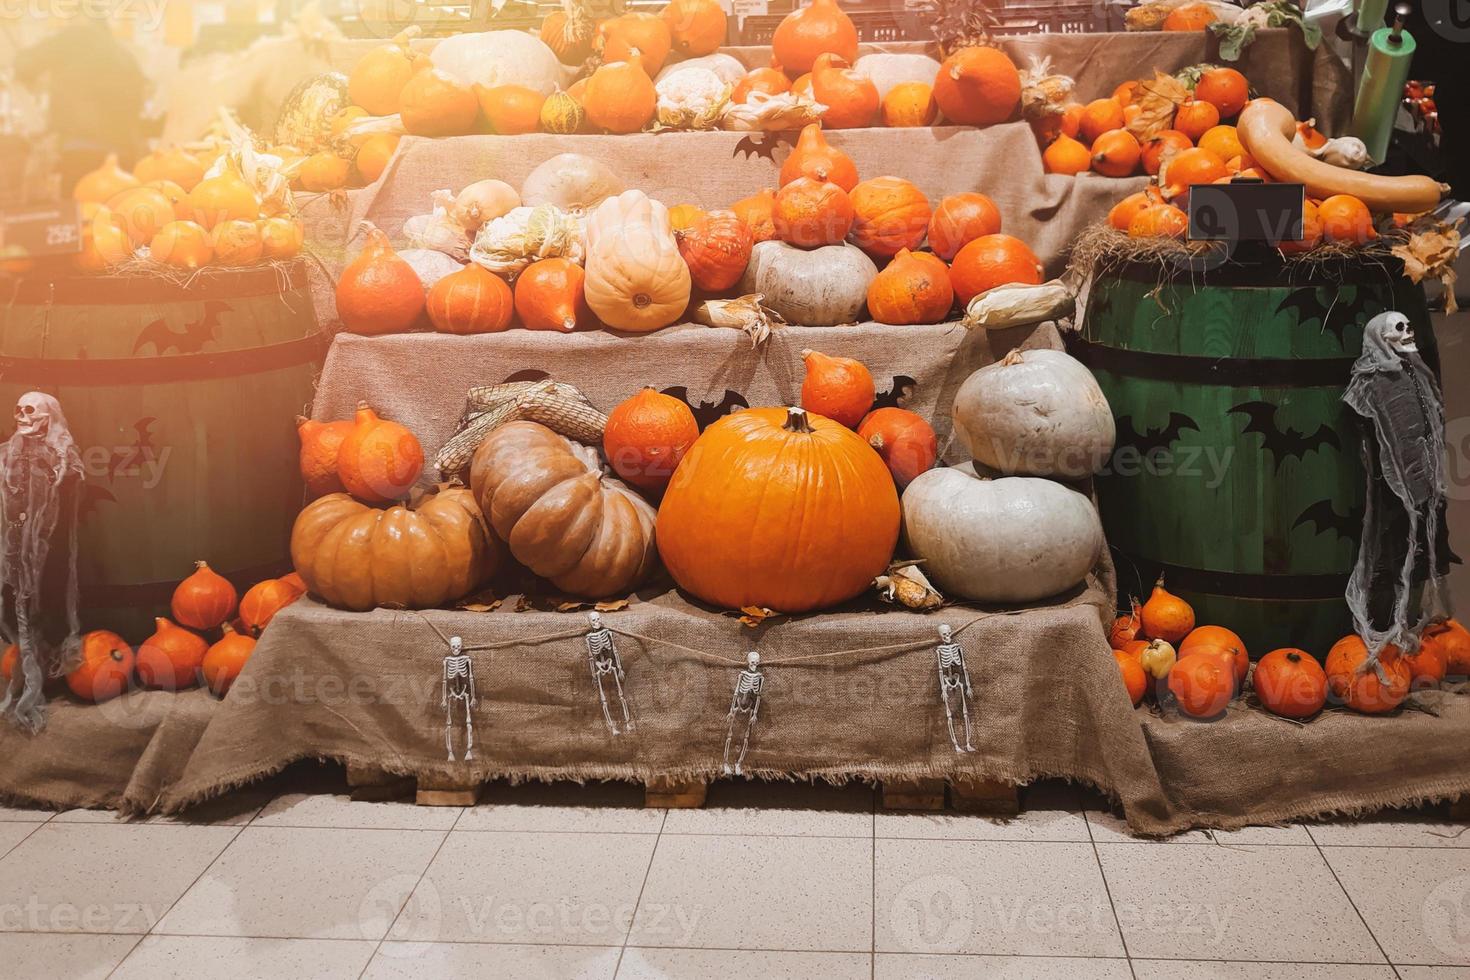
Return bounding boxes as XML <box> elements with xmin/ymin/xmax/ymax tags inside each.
<box><xmin>1070</xmin><ymin>256</ymin><xmax>1435</xmax><ymax>659</ymax></box>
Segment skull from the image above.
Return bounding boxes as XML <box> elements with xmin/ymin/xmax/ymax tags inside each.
<box><xmin>588</xmin><ymin>611</ymin><xmax>603</xmax><ymax>630</ymax></box>
<box><xmin>13</xmin><ymin>392</ymin><xmax>52</xmax><ymax>441</ymax></box>
<box><xmin>938</xmin><ymin>624</ymin><xmax>954</xmax><ymax>643</ymax></box>
<box><xmin>1381</xmin><ymin>312</ymin><xmax>1417</xmax><ymax>354</ymax></box>
<box><xmin>745</xmin><ymin>651</ymin><xmax>760</xmax><ymax>670</ymax></box>
<box><xmin>449</xmin><ymin>636</ymin><xmax>463</xmax><ymax>655</ymax></box>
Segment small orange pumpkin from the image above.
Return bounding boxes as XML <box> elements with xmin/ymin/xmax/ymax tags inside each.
<box><xmin>677</xmin><ymin>210</ymin><xmax>754</xmax><ymax>292</ymax></box>
<box><xmin>73</xmin><ymin>153</ymin><xmax>139</xmax><ymax>203</ymax></box>
<box><xmin>149</xmin><ymin>220</ymin><xmax>213</xmax><ymax>270</ymax></box>
<box><xmin>135</xmin><ymin>147</ymin><xmax>205</xmax><ymax>191</ymax></box>
<box><xmin>475</xmin><ymin>84</ymin><xmax>546</xmax><ymax>135</ymax></box>
<box><xmin>399</xmin><ymin>69</ymin><xmax>480</xmax><ymax>137</ymax></box>
<box><xmin>135</xmin><ymin>618</ymin><xmax>208</xmax><ymax>691</ymax></box>
<box><xmin>239</xmin><ymin>578</ymin><xmax>301</xmax><ymax>637</ymax></box>
<box><xmin>800</xmin><ymin>349</ymin><xmax>874</xmax><ymax>428</ymax></box>
<box><xmin>947</xmin><ymin>233</ymin><xmax>1043</xmax><ymax>306</ymax></box>
<box><xmin>771</xmin><ymin>0</ymin><xmax>858</xmax><ymax>75</ymax></box>
<box><xmin>1168</xmin><ymin>648</ymin><xmax>1235</xmax><ymax>718</ymax></box>
<box><xmin>1109</xmin><ymin>599</ymin><xmax>1142</xmax><ymax>649</ymax></box>
<box><xmin>186</xmin><ymin>169</ymin><xmax>259</xmax><ymax>229</ymax></box>
<box><xmin>212</xmin><ymin>219</ymin><xmax>264</xmax><ymax>266</ymax></box>
<box><xmin>779</xmin><ymin>123</ymin><xmax>859</xmax><ymax>191</ymax></box>
<box><xmin>348</xmin><ymin>28</ymin><xmax>425</xmax><ymax>115</ymax></box>
<box><xmin>848</xmin><ymin>176</ymin><xmax>931</xmax><ymax>258</ymax></box>
<box><xmin>811</xmin><ymin>57</ymin><xmax>879</xmax><ymax>129</ymax></box>
<box><xmin>541</xmin><ymin>3</ymin><xmax>595</xmax><ymax>65</ymax></box>
<box><xmin>933</xmin><ymin>46</ymin><xmax>1021</xmax><ymax>127</ymax></box>
<box><xmin>1424</xmin><ymin>619</ymin><xmax>1470</xmax><ymax>677</ymax></box>
<box><xmin>172</xmin><ymin>560</ymin><xmax>238</xmax><ymax>630</ymax></box>
<box><xmin>107</xmin><ymin>185</ymin><xmax>175</xmax><ymax>246</ymax></box>
<box><xmin>866</xmin><ymin>248</ymin><xmax>953</xmax><ymax>326</ymax></box>
<box><xmin>1139</xmin><ymin>576</ymin><xmax>1194</xmax><ymax>644</ymax></box>
<box><xmin>928</xmin><ymin>192</ymin><xmax>1003</xmax><ymax>262</ymax></box>
<box><xmin>336</xmin><ymin>402</ymin><xmax>425</xmax><ymax>504</ymax></box>
<box><xmin>773</xmin><ymin>177</ymin><xmax>854</xmax><ymax>248</ymax></box>
<box><xmin>515</xmin><ymin>257</ymin><xmax>591</xmax><ymax>332</ymax></box>
<box><xmin>1402</xmin><ymin>640</ymin><xmax>1447</xmax><ymax>689</ymax></box>
<box><xmin>603</xmin><ymin>387</ymin><xmax>701</xmax><ymax>493</ymax></box>
<box><xmin>1179</xmin><ymin>625</ymin><xmax>1248</xmax><ymax>688</ymax></box>
<box><xmin>426</xmin><ymin>264</ymin><xmax>515</xmax><ymax>335</ymax></box>
<box><xmin>1252</xmin><ymin>648</ymin><xmax>1327</xmax><ymax>718</ymax></box>
<box><xmin>66</xmin><ymin>631</ymin><xmax>135</xmax><ymax>703</ymax></box>
<box><xmin>1114</xmin><ymin>649</ymin><xmax>1147</xmax><ymax>706</ymax></box>
<box><xmin>882</xmin><ymin>81</ymin><xmax>939</xmax><ymax>127</ymax></box>
<box><xmin>599</xmin><ymin>12</ymin><xmax>673</xmax><ymax>77</ymax></box>
<box><xmin>583</xmin><ymin>59</ymin><xmax>657</xmax><ymax>134</ymax></box>
<box><xmin>203</xmin><ymin>623</ymin><xmax>257</xmax><ymax>697</ymax></box>
<box><xmin>731</xmin><ymin>188</ymin><xmax>779</xmax><ymax>242</ymax></box>
<box><xmin>297</xmin><ymin>416</ymin><xmax>354</xmax><ymax>499</ymax></box>
<box><xmin>1326</xmin><ymin>635</ymin><xmax>1411</xmax><ymax>714</ymax></box>
<box><xmin>733</xmin><ymin>67</ymin><xmax>791</xmax><ymax>104</ymax></box>
<box><xmin>856</xmin><ymin>407</ymin><xmax>937</xmax><ymax>487</ymax></box>
<box><xmin>663</xmin><ymin>0</ymin><xmax>726</xmax><ymax>57</ymax></box>
<box><xmin>335</xmin><ymin>227</ymin><xmax>425</xmax><ymax>335</ymax></box>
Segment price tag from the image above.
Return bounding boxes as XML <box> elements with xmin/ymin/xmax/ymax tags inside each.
<box><xmin>1187</xmin><ymin>183</ymin><xmax>1305</xmax><ymax>243</ymax></box>
<box><xmin>0</xmin><ymin>202</ymin><xmax>83</xmax><ymax>258</ymax></box>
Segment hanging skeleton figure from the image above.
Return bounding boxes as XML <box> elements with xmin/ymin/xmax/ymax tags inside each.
<box><xmin>722</xmin><ymin>652</ymin><xmax>765</xmax><ymax>776</ymax></box>
<box><xmin>440</xmin><ymin>636</ymin><xmax>478</xmax><ymax>762</ymax></box>
<box><xmin>0</xmin><ymin>393</ymin><xmax>85</xmax><ymax>733</ymax></box>
<box><xmin>584</xmin><ymin>611</ymin><xmax>632</xmax><ymax>735</ymax></box>
<box><xmin>1342</xmin><ymin>311</ymin><xmax>1454</xmax><ymax>668</ymax></box>
<box><xmin>935</xmin><ymin>624</ymin><xmax>975</xmax><ymax>753</ymax></box>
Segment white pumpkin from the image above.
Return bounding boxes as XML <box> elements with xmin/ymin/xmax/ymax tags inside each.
<box><xmin>901</xmin><ymin>464</ymin><xmax>1102</xmax><ymax>603</ymax></box>
<box><xmin>952</xmin><ymin>348</ymin><xmax>1115</xmax><ymax>479</ymax></box>
<box><xmin>656</xmin><ymin>53</ymin><xmax>746</xmax><ymax>86</ymax></box>
<box><xmin>738</xmin><ymin>240</ymin><xmax>877</xmax><ymax>326</ymax></box>
<box><xmin>398</xmin><ymin>249</ymin><xmax>465</xmax><ymax>288</ymax></box>
<box><xmin>430</xmin><ymin>31</ymin><xmax>567</xmax><ymax>95</ymax></box>
<box><xmin>520</xmin><ymin>153</ymin><xmax>625</xmax><ymax>213</ymax></box>
<box><xmin>853</xmin><ymin>53</ymin><xmax>944</xmax><ymax>98</ymax></box>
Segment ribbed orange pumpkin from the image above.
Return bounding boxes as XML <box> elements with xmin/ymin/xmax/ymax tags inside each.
<box><xmin>336</xmin><ymin>227</ymin><xmax>425</xmax><ymax>335</ymax></box>
<box><xmin>135</xmin><ymin>618</ymin><xmax>208</xmax><ymax>691</ymax></box>
<box><xmin>731</xmin><ymin>188</ymin><xmax>778</xmax><ymax>242</ymax></box>
<box><xmin>202</xmin><ymin>624</ymin><xmax>257</xmax><ymax>697</ymax></box>
<box><xmin>583</xmin><ymin>59</ymin><xmax>657</xmax><ymax>134</ymax></box>
<box><xmin>336</xmin><ymin>402</ymin><xmax>425</xmax><ymax>504</ymax></box>
<box><xmin>239</xmin><ymin>578</ymin><xmax>301</xmax><ymax>637</ymax></box>
<box><xmin>663</xmin><ymin>0</ymin><xmax>727</xmax><ymax>57</ymax></box>
<box><xmin>733</xmin><ymin>67</ymin><xmax>791</xmax><ymax>103</ymax></box>
<box><xmin>603</xmin><ymin>387</ymin><xmax>701</xmax><ymax>493</ymax></box>
<box><xmin>811</xmin><ymin>58</ymin><xmax>879</xmax><ymax>129</ymax></box>
<box><xmin>297</xmin><ymin>416</ymin><xmax>354</xmax><ymax>499</ymax></box>
<box><xmin>677</xmin><ymin>210</ymin><xmax>755</xmax><ymax>292</ymax></box>
<box><xmin>171</xmin><ymin>560</ymin><xmax>238</xmax><ymax>630</ymax></box>
<box><xmin>773</xmin><ymin>177</ymin><xmax>854</xmax><ymax>248</ymax></box>
<box><xmin>399</xmin><ymin>69</ymin><xmax>479</xmax><ymax>137</ymax></box>
<box><xmin>933</xmin><ymin>46</ymin><xmax>1021</xmax><ymax>127</ymax></box>
<box><xmin>657</xmin><ymin>406</ymin><xmax>900</xmax><ymax>613</ymax></box>
<box><xmin>598</xmin><ymin>12</ymin><xmax>673</xmax><ymax>76</ymax></box>
<box><xmin>515</xmin><ymin>257</ymin><xmax>591</xmax><ymax>332</ymax></box>
<box><xmin>426</xmin><ymin>264</ymin><xmax>515</xmax><ymax>334</ymax></box>
<box><xmin>541</xmin><ymin>2</ymin><xmax>595</xmax><ymax>65</ymax></box>
<box><xmin>866</xmin><ymin>248</ymin><xmax>953</xmax><ymax>325</ymax></box>
<box><xmin>848</xmin><ymin>176</ymin><xmax>930</xmax><ymax>258</ymax></box>
<box><xmin>779</xmin><ymin>123</ymin><xmax>859</xmax><ymax>191</ymax></box>
<box><xmin>928</xmin><ymin>192</ymin><xmax>1003</xmax><ymax>261</ymax></box>
<box><xmin>772</xmin><ymin>0</ymin><xmax>858</xmax><ymax>75</ymax></box>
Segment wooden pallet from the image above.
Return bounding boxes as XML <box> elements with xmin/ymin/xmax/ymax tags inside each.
<box><xmin>644</xmin><ymin>777</ymin><xmax>709</xmax><ymax>808</ymax></box>
<box><xmin>880</xmin><ymin>777</ymin><xmax>1020</xmax><ymax>814</ymax></box>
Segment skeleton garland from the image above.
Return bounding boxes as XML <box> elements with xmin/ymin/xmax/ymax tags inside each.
<box><xmin>1342</xmin><ymin>311</ymin><xmax>1453</xmax><ymax>665</ymax></box>
<box><xmin>0</xmin><ymin>393</ymin><xmax>85</xmax><ymax>733</ymax></box>
<box><xmin>584</xmin><ymin>612</ymin><xmax>632</xmax><ymax>735</ymax></box>
<box><xmin>722</xmin><ymin>652</ymin><xmax>764</xmax><ymax>776</ymax></box>
<box><xmin>440</xmin><ymin>636</ymin><xmax>478</xmax><ymax>762</ymax></box>
<box><xmin>936</xmin><ymin>625</ymin><xmax>975</xmax><ymax>753</ymax></box>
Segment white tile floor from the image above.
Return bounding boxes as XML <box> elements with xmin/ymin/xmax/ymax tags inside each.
<box><xmin>2</xmin><ymin>766</ymin><xmax>1469</xmax><ymax>979</ymax></box>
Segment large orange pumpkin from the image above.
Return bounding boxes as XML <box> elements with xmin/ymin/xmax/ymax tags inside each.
<box><xmin>933</xmin><ymin>46</ymin><xmax>1021</xmax><ymax>127</ymax></box>
<box><xmin>399</xmin><ymin>69</ymin><xmax>480</xmax><ymax>137</ymax></box>
<box><xmin>1326</xmin><ymin>635</ymin><xmax>1411</xmax><ymax>714</ymax></box>
<box><xmin>848</xmin><ymin>176</ymin><xmax>930</xmax><ymax>258</ymax></box>
<box><xmin>583</xmin><ymin>59</ymin><xmax>657</xmax><ymax>134</ymax></box>
<box><xmin>65</xmin><ymin>631</ymin><xmax>135</xmax><ymax>703</ymax></box>
<box><xmin>773</xmin><ymin>177</ymin><xmax>854</xmax><ymax>248</ymax></box>
<box><xmin>657</xmin><ymin>406</ymin><xmax>899</xmax><ymax>612</ymax></box>
<box><xmin>866</xmin><ymin>248</ymin><xmax>953</xmax><ymax>325</ymax></box>
<box><xmin>677</xmin><ymin>210</ymin><xmax>754</xmax><ymax>292</ymax></box>
<box><xmin>336</xmin><ymin>402</ymin><xmax>425</xmax><ymax>504</ymax></box>
<box><xmin>772</xmin><ymin>0</ymin><xmax>858</xmax><ymax>76</ymax></box>
<box><xmin>335</xmin><ymin>227</ymin><xmax>425</xmax><ymax>335</ymax></box>
<box><xmin>947</xmin><ymin>233</ymin><xmax>1043</xmax><ymax>305</ymax></box>
<box><xmin>426</xmin><ymin>264</ymin><xmax>515</xmax><ymax>335</ymax></box>
<box><xmin>927</xmin><ymin>192</ymin><xmax>1002</xmax><ymax>262</ymax></box>
<box><xmin>779</xmin><ymin>124</ymin><xmax>859</xmax><ymax>191</ymax></box>
<box><xmin>603</xmin><ymin>387</ymin><xmax>700</xmax><ymax>493</ymax></box>
<box><xmin>663</xmin><ymin>0</ymin><xmax>726</xmax><ymax>57</ymax></box>
<box><xmin>598</xmin><ymin>12</ymin><xmax>673</xmax><ymax>77</ymax></box>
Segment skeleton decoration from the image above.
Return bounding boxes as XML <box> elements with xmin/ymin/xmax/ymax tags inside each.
<box><xmin>0</xmin><ymin>393</ymin><xmax>85</xmax><ymax>733</ymax></box>
<box><xmin>1342</xmin><ymin>311</ymin><xmax>1453</xmax><ymax>664</ymax></box>
<box><xmin>584</xmin><ymin>611</ymin><xmax>631</xmax><ymax>735</ymax></box>
<box><xmin>722</xmin><ymin>651</ymin><xmax>765</xmax><ymax>776</ymax></box>
<box><xmin>935</xmin><ymin>624</ymin><xmax>975</xmax><ymax>753</ymax></box>
<box><xmin>439</xmin><ymin>636</ymin><xmax>478</xmax><ymax>762</ymax></box>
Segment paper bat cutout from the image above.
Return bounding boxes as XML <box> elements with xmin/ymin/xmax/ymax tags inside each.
<box><xmin>872</xmin><ymin>375</ymin><xmax>917</xmax><ymax>411</ymax></box>
<box><xmin>77</xmin><ymin>482</ymin><xmax>116</xmax><ymax>521</ymax></box>
<box><xmin>1113</xmin><ymin>412</ymin><xmax>1200</xmax><ymax>456</ymax></box>
<box><xmin>132</xmin><ymin>300</ymin><xmax>231</xmax><ymax>355</ymax></box>
<box><xmin>1292</xmin><ymin>498</ymin><xmax>1362</xmax><ymax>544</ymax></box>
<box><xmin>661</xmin><ymin>386</ymin><xmax>749</xmax><ymax>430</ymax></box>
<box><xmin>105</xmin><ymin>418</ymin><xmax>159</xmax><ymax>482</ymax></box>
<box><xmin>502</xmin><ymin>369</ymin><xmax>551</xmax><ymax>384</ymax></box>
<box><xmin>1228</xmin><ymin>400</ymin><xmax>1341</xmax><ymax>470</ymax></box>
<box><xmin>733</xmin><ymin>133</ymin><xmax>788</xmax><ymax>163</ymax></box>
<box><xmin>1274</xmin><ymin>286</ymin><xmax>1386</xmax><ymax>351</ymax></box>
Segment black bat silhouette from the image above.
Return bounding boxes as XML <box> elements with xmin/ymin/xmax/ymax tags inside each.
<box><xmin>502</xmin><ymin>368</ymin><xmax>551</xmax><ymax>384</ymax></box>
<box><xmin>77</xmin><ymin>482</ymin><xmax>116</xmax><ymax>522</ymax></box>
<box><xmin>133</xmin><ymin>300</ymin><xmax>231</xmax><ymax>355</ymax></box>
<box><xmin>1113</xmin><ymin>412</ymin><xmax>1200</xmax><ymax>456</ymax></box>
<box><xmin>105</xmin><ymin>417</ymin><xmax>159</xmax><ymax>483</ymax></box>
<box><xmin>1274</xmin><ymin>287</ymin><xmax>1385</xmax><ymax>351</ymax></box>
<box><xmin>733</xmin><ymin>132</ymin><xmax>788</xmax><ymax>163</ymax></box>
<box><xmin>661</xmin><ymin>386</ymin><xmax>748</xmax><ymax>430</ymax></box>
<box><xmin>1228</xmin><ymin>400</ymin><xmax>1340</xmax><ymax>470</ymax></box>
<box><xmin>872</xmin><ymin>375</ymin><xmax>917</xmax><ymax>411</ymax></box>
<box><xmin>1292</xmin><ymin>498</ymin><xmax>1361</xmax><ymax>544</ymax></box>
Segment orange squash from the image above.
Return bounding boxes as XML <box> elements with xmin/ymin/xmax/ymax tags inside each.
<box><xmin>74</xmin><ymin>207</ymin><xmax>132</xmax><ymax>272</ymax></box>
<box><xmin>1042</xmin><ymin>134</ymin><xmax>1092</xmax><ymax>176</ymax></box>
<box><xmin>866</xmin><ymin>248</ymin><xmax>953</xmax><ymax>326</ymax></box>
<box><xmin>848</xmin><ymin>176</ymin><xmax>930</xmax><ymax>258</ymax></box>
<box><xmin>135</xmin><ymin>618</ymin><xmax>208</xmax><ymax>691</ymax></box>
<box><xmin>336</xmin><ymin>402</ymin><xmax>425</xmax><ymax>504</ymax></box>
<box><xmin>186</xmin><ymin>169</ymin><xmax>259</xmax><ymax>229</ymax></box>
<box><xmin>856</xmin><ymin>406</ymin><xmax>937</xmax><ymax>487</ymax></box>
<box><xmin>202</xmin><ymin>624</ymin><xmax>257</xmax><ymax>697</ymax></box>
<box><xmin>1109</xmin><ymin>600</ymin><xmax>1143</xmax><ymax>649</ymax></box>
<box><xmin>811</xmin><ymin>58</ymin><xmax>879</xmax><ymax>129</ymax></box>
<box><xmin>663</xmin><ymin>0</ymin><xmax>726</xmax><ymax>57</ymax></box>
<box><xmin>1140</xmin><ymin>577</ymin><xmax>1195</xmax><ymax>644</ymax></box>
<box><xmin>475</xmin><ymin>84</ymin><xmax>546</xmax><ymax>135</ymax></box>
<box><xmin>1403</xmin><ymin>640</ymin><xmax>1448</xmax><ymax>689</ymax></box>
<box><xmin>598</xmin><ymin>12</ymin><xmax>673</xmax><ymax>77</ymax></box>
<box><xmin>515</xmin><ymin>257</ymin><xmax>591</xmax><ymax>332</ymax></box>
<box><xmin>211</xmin><ymin>219</ymin><xmax>264</xmax><ymax>266</ymax></box>
<box><xmin>259</xmin><ymin>216</ymin><xmax>305</xmax><ymax>260</ymax></box>
<box><xmin>1179</xmin><ymin>625</ymin><xmax>1248</xmax><ymax>688</ymax></box>
<box><xmin>583</xmin><ymin>59</ymin><xmax>657</xmax><ymax>134</ymax></box>
<box><xmin>297</xmin><ymin>416</ymin><xmax>354</xmax><ymax>499</ymax></box>
<box><xmin>731</xmin><ymin>188</ymin><xmax>779</xmax><ymax>242</ymax></box>
<box><xmin>65</xmin><ymin>631</ymin><xmax>135</xmax><ymax>703</ymax></box>
<box><xmin>733</xmin><ymin>67</ymin><xmax>791</xmax><ymax>104</ymax></box>
<box><xmin>928</xmin><ymin>192</ymin><xmax>1002</xmax><ymax>262</ymax></box>
<box><xmin>933</xmin><ymin>46</ymin><xmax>1020</xmax><ymax>127</ymax></box>
<box><xmin>881</xmin><ymin>81</ymin><xmax>939</xmax><ymax>127</ymax></box>
<box><xmin>773</xmin><ymin>177</ymin><xmax>854</xmax><ymax>248</ymax></box>
<box><xmin>354</xmin><ymin>133</ymin><xmax>400</xmax><ymax>185</ymax></box>
<box><xmin>603</xmin><ymin>387</ymin><xmax>701</xmax><ymax>493</ymax></box>
<box><xmin>1091</xmin><ymin>129</ymin><xmax>1142</xmax><ymax>177</ymax></box>
<box><xmin>107</xmin><ymin>185</ymin><xmax>175</xmax><ymax>245</ymax></box>
<box><xmin>298</xmin><ymin>151</ymin><xmax>353</xmax><ymax>192</ymax></box>
<box><xmin>335</xmin><ymin>227</ymin><xmax>425</xmax><ymax>335</ymax></box>
<box><xmin>656</xmin><ymin>406</ymin><xmax>900</xmax><ymax>613</ymax></box>
<box><xmin>1141</xmin><ymin>129</ymin><xmax>1193</xmax><ymax>175</ymax></box>
<box><xmin>426</xmin><ymin>264</ymin><xmax>515</xmax><ymax>335</ymax></box>
<box><xmin>778</xmin><ymin>123</ymin><xmax>859</xmax><ymax>191</ymax></box>
<box><xmin>1252</xmin><ymin>648</ymin><xmax>1327</xmax><ymax>718</ymax></box>
<box><xmin>947</xmin><ymin>233</ymin><xmax>1043</xmax><ymax>306</ymax></box>
<box><xmin>150</xmin><ymin>220</ymin><xmax>213</xmax><ymax>270</ymax></box>
<box><xmin>1326</xmin><ymin>635</ymin><xmax>1411</xmax><ymax>714</ymax></box>
<box><xmin>772</xmin><ymin>0</ymin><xmax>858</xmax><ymax>76</ymax></box>
<box><xmin>399</xmin><ymin>69</ymin><xmax>479</xmax><ymax>137</ymax></box>
<box><xmin>171</xmin><ymin>560</ymin><xmax>238</xmax><ymax>630</ymax></box>
<box><xmin>677</xmin><ymin>210</ymin><xmax>754</xmax><ymax>292</ymax></box>
<box><xmin>73</xmin><ymin>153</ymin><xmax>139</xmax><ymax>203</ymax></box>
<box><xmin>239</xmin><ymin>578</ymin><xmax>300</xmax><ymax>637</ymax></box>
<box><xmin>348</xmin><ymin>28</ymin><xmax>425</xmax><ymax>115</ymax></box>
<box><xmin>800</xmin><ymin>349</ymin><xmax>874</xmax><ymax>428</ymax></box>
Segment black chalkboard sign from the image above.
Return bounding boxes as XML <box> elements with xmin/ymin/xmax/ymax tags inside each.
<box><xmin>1187</xmin><ymin>182</ymin><xmax>1305</xmax><ymax>243</ymax></box>
<box><xmin>0</xmin><ymin>202</ymin><xmax>83</xmax><ymax>257</ymax></box>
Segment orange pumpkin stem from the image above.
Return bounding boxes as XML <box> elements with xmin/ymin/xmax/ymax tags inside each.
<box><xmin>784</xmin><ymin>407</ymin><xmax>812</xmax><ymax>433</ymax></box>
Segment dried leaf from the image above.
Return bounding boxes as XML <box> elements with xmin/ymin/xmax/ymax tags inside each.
<box><xmin>1392</xmin><ymin>227</ymin><xmax>1462</xmax><ymax>313</ymax></box>
<box><xmin>735</xmin><ymin>605</ymin><xmax>780</xmax><ymax>628</ymax></box>
<box><xmin>1128</xmin><ymin>70</ymin><xmax>1190</xmax><ymax>141</ymax></box>
<box><xmin>556</xmin><ymin>600</ymin><xmax>589</xmax><ymax>612</ymax></box>
<box><xmin>460</xmin><ymin>600</ymin><xmax>503</xmax><ymax>613</ymax></box>
<box><xmin>594</xmin><ymin>598</ymin><xmax>630</xmax><ymax>612</ymax></box>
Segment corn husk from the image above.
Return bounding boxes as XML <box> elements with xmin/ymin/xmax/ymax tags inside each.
<box><xmin>962</xmin><ymin>279</ymin><xmax>1075</xmax><ymax>330</ymax></box>
<box><xmin>1019</xmin><ymin>55</ymin><xmax>1074</xmax><ymax>122</ymax></box>
<box><xmin>874</xmin><ymin>561</ymin><xmax>944</xmax><ymax>611</ymax></box>
<box><xmin>403</xmin><ymin>189</ymin><xmax>471</xmax><ymax>259</ymax></box>
<box><xmin>468</xmin><ymin>205</ymin><xmax>584</xmax><ymax>277</ymax></box>
<box><xmin>435</xmin><ymin>379</ymin><xmax>608</xmax><ymax>475</ymax></box>
<box><xmin>720</xmin><ymin>91</ymin><xmax>827</xmax><ymax>132</ymax></box>
<box><xmin>655</xmin><ymin>67</ymin><xmax>731</xmax><ymax>131</ymax></box>
<box><xmin>690</xmin><ymin>294</ymin><xmax>785</xmax><ymax>347</ymax></box>
<box><xmin>205</xmin><ymin>111</ymin><xmax>295</xmax><ymax>219</ymax></box>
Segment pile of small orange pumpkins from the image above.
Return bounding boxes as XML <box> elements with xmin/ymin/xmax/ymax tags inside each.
<box><xmin>1110</xmin><ymin>578</ymin><xmax>1470</xmax><ymax>721</ymax></box>
<box><xmin>66</xmin><ymin>149</ymin><xmax>305</xmax><ymax>275</ymax></box>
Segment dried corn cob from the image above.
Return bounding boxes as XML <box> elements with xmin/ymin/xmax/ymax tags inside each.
<box><xmin>436</xmin><ymin>379</ymin><xmax>608</xmax><ymax>475</ymax></box>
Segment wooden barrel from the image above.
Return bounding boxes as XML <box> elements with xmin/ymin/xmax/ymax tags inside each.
<box><xmin>0</xmin><ymin>262</ymin><xmax>326</xmax><ymax>639</ymax></box>
<box><xmin>1070</xmin><ymin>256</ymin><xmax>1435</xmax><ymax>659</ymax></box>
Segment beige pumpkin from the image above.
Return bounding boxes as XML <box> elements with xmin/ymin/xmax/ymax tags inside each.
<box><xmin>582</xmin><ymin>190</ymin><xmax>691</xmax><ymax>333</ymax></box>
<box><xmin>951</xmin><ymin>348</ymin><xmax>1115</xmax><ymax>479</ymax></box>
<box><xmin>470</xmin><ymin>421</ymin><xmax>658</xmax><ymax>598</ymax></box>
<box><xmin>901</xmin><ymin>463</ymin><xmax>1102</xmax><ymax>603</ymax></box>
<box><xmin>737</xmin><ymin>239</ymin><xmax>877</xmax><ymax>326</ymax></box>
<box><xmin>852</xmin><ymin>52</ymin><xmax>944</xmax><ymax>99</ymax></box>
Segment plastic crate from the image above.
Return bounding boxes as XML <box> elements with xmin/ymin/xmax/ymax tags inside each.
<box><xmin>992</xmin><ymin>1</ymin><xmax>1111</xmax><ymax>33</ymax></box>
<box><xmin>738</xmin><ymin>9</ymin><xmax>931</xmax><ymax>44</ymax></box>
